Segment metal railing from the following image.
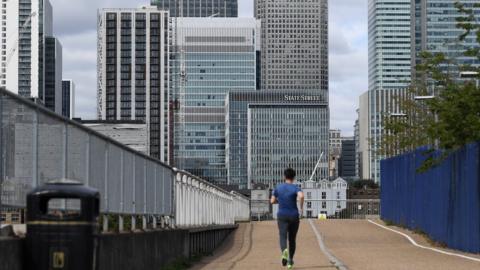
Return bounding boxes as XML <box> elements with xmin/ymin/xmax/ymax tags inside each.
<box><xmin>174</xmin><ymin>170</ymin><xmax>250</xmax><ymax>227</ymax></box>
<box><xmin>0</xmin><ymin>88</ymin><xmax>250</xmax><ymax>229</ymax></box>
<box><xmin>303</xmin><ymin>199</ymin><xmax>380</xmax><ymax>219</ymax></box>
<box><xmin>270</xmin><ymin>199</ymin><xmax>381</xmax><ymax>220</ymax></box>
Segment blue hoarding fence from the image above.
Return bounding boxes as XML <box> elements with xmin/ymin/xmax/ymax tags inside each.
<box><xmin>381</xmin><ymin>143</ymin><xmax>480</xmax><ymax>253</ymax></box>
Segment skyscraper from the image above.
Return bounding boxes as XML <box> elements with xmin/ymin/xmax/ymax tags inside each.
<box><xmin>412</xmin><ymin>0</ymin><xmax>480</xmax><ymax>70</ymax></box>
<box><xmin>0</xmin><ymin>0</ymin><xmax>60</xmax><ymax>102</ymax></box>
<box><xmin>364</xmin><ymin>0</ymin><xmax>412</xmax><ymax>182</ymax></box>
<box><xmin>45</xmin><ymin>37</ymin><xmax>62</xmax><ymax>114</ymax></box>
<box><xmin>171</xmin><ymin>18</ymin><xmax>259</xmax><ymax>183</ymax></box>
<box><xmin>62</xmin><ymin>80</ymin><xmax>75</xmax><ymax>119</ymax></box>
<box><xmin>97</xmin><ymin>6</ymin><xmax>170</xmax><ymax>162</ymax></box>
<box><xmin>362</xmin><ymin>0</ymin><xmax>480</xmax><ymax>183</ymax></box>
<box><xmin>255</xmin><ymin>0</ymin><xmax>329</xmax><ymax>94</ymax></box>
<box><xmin>152</xmin><ymin>0</ymin><xmax>238</xmax><ymax>17</ymax></box>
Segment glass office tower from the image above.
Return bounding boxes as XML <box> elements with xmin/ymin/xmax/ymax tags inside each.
<box><xmin>171</xmin><ymin>18</ymin><xmax>258</xmax><ymax>184</ymax></box>
<box><xmin>152</xmin><ymin>0</ymin><xmax>238</xmax><ymax>17</ymax></box>
<box><xmin>364</xmin><ymin>0</ymin><xmax>412</xmax><ymax>182</ymax></box>
<box><xmin>412</xmin><ymin>0</ymin><xmax>480</xmax><ymax>68</ymax></box>
<box><xmin>226</xmin><ymin>91</ymin><xmax>329</xmax><ymax>189</ymax></box>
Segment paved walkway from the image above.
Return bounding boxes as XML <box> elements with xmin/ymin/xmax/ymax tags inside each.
<box><xmin>313</xmin><ymin>220</ymin><xmax>480</xmax><ymax>270</ymax></box>
<box><xmin>190</xmin><ymin>220</ymin><xmax>480</xmax><ymax>270</ymax></box>
<box><xmin>190</xmin><ymin>221</ymin><xmax>335</xmax><ymax>270</ymax></box>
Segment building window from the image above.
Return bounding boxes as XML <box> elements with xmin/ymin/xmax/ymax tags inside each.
<box><xmin>306</xmin><ymin>192</ymin><xmax>311</xmax><ymax>200</ymax></box>
<box><xmin>321</xmin><ymin>192</ymin><xmax>326</xmax><ymax>199</ymax></box>
<box><xmin>307</xmin><ymin>202</ymin><xmax>312</xmax><ymax>209</ymax></box>
<box><xmin>322</xmin><ymin>201</ymin><xmax>326</xmax><ymax>209</ymax></box>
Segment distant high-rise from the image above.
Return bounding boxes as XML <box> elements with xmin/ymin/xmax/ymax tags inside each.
<box><xmin>412</xmin><ymin>0</ymin><xmax>480</xmax><ymax>70</ymax></box>
<box><xmin>171</xmin><ymin>18</ymin><xmax>259</xmax><ymax>184</ymax></box>
<box><xmin>152</xmin><ymin>0</ymin><xmax>238</xmax><ymax>17</ymax></box>
<box><xmin>362</xmin><ymin>0</ymin><xmax>480</xmax><ymax>183</ymax></box>
<box><xmin>45</xmin><ymin>37</ymin><xmax>62</xmax><ymax>114</ymax></box>
<box><xmin>97</xmin><ymin>6</ymin><xmax>170</xmax><ymax>162</ymax></box>
<box><xmin>255</xmin><ymin>0</ymin><xmax>329</xmax><ymax>94</ymax></box>
<box><xmin>364</xmin><ymin>0</ymin><xmax>412</xmax><ymax>182</ymax></box>
<box><xmin>339</xmin><ymin>139</ymin><xmax>356</xmax><ymax>180</ymax></box>
<box><xmin>0</xmin><ymin>0</ymin><xmax>62</xmax><ymax>104</ymax></box>
<box><xmin>62</xmin><ymin>80</ymin><xmax>75</xmax><ymax>119</ymax></box>
<box><xmin>226</xmin><ymin>91</ymin><xmax>329</xmax><ymax>189</ymax></box>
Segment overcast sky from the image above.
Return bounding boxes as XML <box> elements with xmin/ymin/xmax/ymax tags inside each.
<box><xmin>49</xmin><ymin>0</ymin><xmax>367</xmax><ymax>136</ymax></box>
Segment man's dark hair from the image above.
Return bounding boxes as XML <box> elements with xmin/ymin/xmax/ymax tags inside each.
<box><xmin>284</xmin><ymin>168</ymin><xmax>296</xmax><ymax>180</ymax></box>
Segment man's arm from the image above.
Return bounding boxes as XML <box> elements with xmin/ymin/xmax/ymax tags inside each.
<box><xmin>298</xmin><ymin>191</ymin><xmax>305</xmax><ymax>216</ymax></box>
<box><xmin>270</xmin><ymin>195</ymin><xmax>278</xmax><ymax>204</ymax></box>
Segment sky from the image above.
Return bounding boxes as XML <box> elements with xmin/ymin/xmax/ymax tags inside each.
<box><xmin>49</xmin><ymin>0</ymin><xmax>368</xmax><ymax>136</ymax></box>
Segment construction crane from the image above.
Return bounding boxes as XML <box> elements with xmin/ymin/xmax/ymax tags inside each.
<box><xmin>308</xmin><ymin>152</ymin><xmax>325</xmax><ymax>181</ymax></box>
<box><xmin>3</xmin><ymin>12</ymin><xmax>37</xmax><ymax>71</ymax></box>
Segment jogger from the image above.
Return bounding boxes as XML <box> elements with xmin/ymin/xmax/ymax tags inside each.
<box><xmin>271</xmin><ymin>168</ymin><xmax>305</xmax><ymax>269</ymax></box>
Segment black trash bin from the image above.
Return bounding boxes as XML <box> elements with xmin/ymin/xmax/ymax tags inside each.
<box><xmin>26</xmin><ymin>180</ymin><xmax>100</xmax><ymax>270</ymax></box>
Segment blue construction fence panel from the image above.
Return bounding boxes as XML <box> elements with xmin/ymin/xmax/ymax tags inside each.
<box><xmin>381</xmin><ymin>143</ymin><xmax>480</xmax><ymax>253</ymax></box>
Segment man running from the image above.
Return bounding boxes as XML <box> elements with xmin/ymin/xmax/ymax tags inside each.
<box><xmin>270</xmin><ymin>168</ymin><xmax>305</xmax><ymax>269</ymax></box>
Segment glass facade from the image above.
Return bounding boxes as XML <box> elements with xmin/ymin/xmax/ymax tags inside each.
<box><xmin>171</xmin><ymin>18</ymin><xmax>258</xmax><ymax>184</ymax></box>
<box><xmin>226</xmin><ymin>91</ymin><xmax>329</xmax><ymax>189</ymax></box>
<box><xmin>62</xmin><ymin>80</ymin><xmax>74</xmax><ymax>118</ymax></box>
<box><xmin>152</xmin><ymin>0</ymin><xmax>238</xmax><ymax>17</ymax></box>
<box><xmin>44</xmin><ymin>36</ymin><xmax>61</xmax><ymax>114</ymax></box>
<box><xmin>367</xmin><ymin>0</ymin><xmax>412</xmax><ymax>182</ymax></box>
<box><xmin>413</xmin><ymin>0</ymin><xmax>480</xmax><ymax>68</ymax></box>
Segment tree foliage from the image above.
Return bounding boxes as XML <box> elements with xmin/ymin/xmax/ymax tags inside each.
<box><xmin>380</xmin><ymin>1</ymin><xmax>480</xmax><ymax>172</ymax></box>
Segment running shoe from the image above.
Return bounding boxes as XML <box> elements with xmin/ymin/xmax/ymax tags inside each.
<box><xmin>287</xmin><ymin>261</ymin><xmax>294</xmax><ymax>269</ymax></box>
<box><xmin>281</xmin><ymin>249</ymin><xmax>289</xmax><ymax>266</ymax></box>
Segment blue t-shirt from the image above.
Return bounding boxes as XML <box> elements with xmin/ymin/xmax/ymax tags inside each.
<box><xmin>274</xmin><ymin>183</ymin><xmax>302</xmax><ymax>218</ymax></box>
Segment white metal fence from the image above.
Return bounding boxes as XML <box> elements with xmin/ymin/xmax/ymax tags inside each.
<box><xmin>174</xmin><ymin>170</ymin><xmax>250</xmax><ymax>227</ymax></box>
<box><xmin>0</xmin><ymin>88</ymin><xmax>250</xmax><ymax>228</ymax></box>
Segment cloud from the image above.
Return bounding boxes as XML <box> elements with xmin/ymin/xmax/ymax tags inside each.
<box><xmin>50</xmin><ymin>0</ymin><xmax>369</xmax><ymax>134</ymax></box>
<box><xmin>329</xmin><ymin>0</ymin><xmax>368</xmax><ymax>135</ymax></box>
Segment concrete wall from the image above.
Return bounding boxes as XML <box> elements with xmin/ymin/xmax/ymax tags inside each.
<box><xmin>0</xmin><ymin>238</ymin><xmax>23</xmax><ymax>270</ymax></box>
<box><xmin>0</xmin><ymin>226</ymin><xmax>237</xmax><ymax>270</ymax></box>
<box><xmin>98</xmin><ymin>230</ymin><xmax>189</xmax><ymax>270</ymax></box>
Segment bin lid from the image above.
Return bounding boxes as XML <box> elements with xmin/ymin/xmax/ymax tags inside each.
<box><xmin>28</xmin><ymin>179</ymin><xmax>99</xmax><ymax>199</ymax></box>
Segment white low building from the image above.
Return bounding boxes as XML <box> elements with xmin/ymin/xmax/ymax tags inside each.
<box><xmin>273</xmin><ymin>178</ymin><xmax>348</xmax><ymax>219</ymax></box>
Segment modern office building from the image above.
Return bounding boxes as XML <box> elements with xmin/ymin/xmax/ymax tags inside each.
<box><xmin>358</xmin><ymin>88</ymin><xmax>406</xmax><ymax>181</ymax></box>
<box><xmin>339</xmin><ymin>139</ymin><xmax>356</xmax><ymax>180</ymax></box>
<box><xmin>152</xmin><ymin>0</ymin><xmax>238</xmax><ymax>17</ymax></box>
<box><xmin>62</xmin><ymin>80</ymin><xmax>75</xmax><ymax>119</ymax></box>
<box><xmin>226</xmin><ymin>91</ymin><xmax>329</xmax><ymax>189</ymax></box>
<box><xmin>44</xmin><ymin>37</ymin><xmax>62</xmax><ymax>114</ymax></box>
<box><xmin>255</xmin><ymin>0</ymin><xmax>329</xmax><ymax>95</ymax></box>
<box><xmin>0</xmin><ymin>0</ymin><xmax>63</xmax><ymax>107</ymax></box>
<box><xmin>412</xmin><ymin>0</ymin><xmax>480</xmax><ymax>70</ymax></box>
<box><xmin>364</xmin><ymin>0</ymin><xmax>412</xmax><ymax>182</ymax></box>
<box><xmin>97</xmin><ymin>6</ymin><xmax>170</xmax><ymax>162</ymax></box>
<box><xmin>170</xmin><ymin>18</ymin><xmax>259</xmax><ymax>183</ymax></box>
<box><xmin>363</xmin><ymin>0</ymin><xmax>480</xmax><ymax>183</ymax></box>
